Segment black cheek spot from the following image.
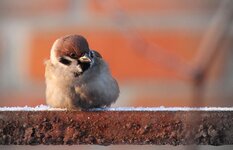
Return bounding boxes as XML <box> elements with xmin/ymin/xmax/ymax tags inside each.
<box><xmin>59</xmin><ymin>57</ymin><xmax>71</xmax><ymax>65</ymax></box>
<box><xmin>74</xmin><ymin>72</ymin><xmax>80</xmax><ymax>77</ymax></box>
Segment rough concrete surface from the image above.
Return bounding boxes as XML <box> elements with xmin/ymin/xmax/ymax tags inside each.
<box><xmin>0</xmin><ymin>110</ymin><xmax>232</xmax><ymax>145</ymax></box>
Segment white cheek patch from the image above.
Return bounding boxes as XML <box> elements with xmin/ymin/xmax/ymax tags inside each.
<box><xmin>62</xmin><ymin>56</ymin><xmax>76</xmax><ymax>66</ymax></box>
<box><xmin>62</xmin><ymin>56</ymin><xmax>83</xmax><ymax>73</ymax></box>
<box><xmin>50</xmin><ymin>39</ymin><xmax>59</xmax><ymax>65</ymax></box>
<box><xmin>76</xmin><ymin>65</ymin><xmax>83</xmax><ymax>73</ymax></box>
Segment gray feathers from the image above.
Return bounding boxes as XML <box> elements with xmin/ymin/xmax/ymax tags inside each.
<box><xmin>73</xmin><ymin>58</ymin><xmax>119</xmax><ymax>109</ymax></box>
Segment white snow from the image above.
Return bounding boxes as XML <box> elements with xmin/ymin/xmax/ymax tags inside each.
<box><xmin>0</xmin><ymin>105</ymin><xmax>66</xmax><ymax>111</ymax></box>
<box><xmin>0</xmin><ymin>105</ymin><xmax>233</xmax><ymax>111</ymax></box>
<box><xmin>91</xmin><ymin>106</ymin><xmax>233</xmax><ymax>111</ymax></box>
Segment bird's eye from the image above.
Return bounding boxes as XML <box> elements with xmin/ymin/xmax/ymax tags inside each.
<box><xmin>90</xmin><ymin>51</ymin><xmax>94</xmax><ymax>58</ymax></box>
<box><xmin>70</xmin><ymin>53</ymin><xmax>77</xmax><ymax>58</ymax></box>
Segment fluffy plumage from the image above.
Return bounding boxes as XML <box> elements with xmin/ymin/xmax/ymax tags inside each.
<box><xmin>45</xmin><ymin>35</ymin><xmax>119</xmax><ymax>109</ymax></box>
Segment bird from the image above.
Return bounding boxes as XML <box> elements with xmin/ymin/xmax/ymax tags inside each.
<box><xmin>45</xmin><ymin>34</ymin><xmax>120</xmax><ymax>110</ymax></box>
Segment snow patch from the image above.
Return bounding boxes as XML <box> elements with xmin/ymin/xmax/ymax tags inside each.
<box><xmin>0</xmin><ymin>105</ymin><xmax>66</xmax><ymax>111</ymax></box>
<box><xmin>0</xmin><ymin>105</ymin><xmax>233</xmax><ymax>111</ymax></box>
<box><xmin>91</xmin><ymin>106</ymin><xmax>233</xmax><ymax>111</ymax></box>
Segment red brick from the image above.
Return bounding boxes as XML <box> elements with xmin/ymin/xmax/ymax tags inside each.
<box><xmin>0</xmin><ymin>93</ymin><xmax>44</xmax><ymax>107</ymax></box>
<box><xmin>28</xmin><ymin>28</ymin><xmax>222</xmax><ymax>82</ymax></box>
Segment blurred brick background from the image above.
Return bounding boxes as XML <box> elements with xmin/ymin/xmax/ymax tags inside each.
<box><xmin>0</xmin><ymin>0</ymin><xmax>233</xmax><ymax>107</ymax></box>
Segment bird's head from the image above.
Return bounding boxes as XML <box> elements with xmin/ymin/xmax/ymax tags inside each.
<box><xmin>50</xmin><ymin>35</ymin><xmax>93</xmax><ymax>72</ymax></box>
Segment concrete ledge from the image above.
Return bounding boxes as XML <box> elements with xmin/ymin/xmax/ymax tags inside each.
<box><xmin>0</xmin><ymin>107</ymin><xmax>233</xmax><ymax>145</ymax></box>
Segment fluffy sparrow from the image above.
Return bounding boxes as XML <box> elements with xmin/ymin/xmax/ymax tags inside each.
<box><xmin>45</xmin><ymin>35</ymin><xmax>119</xmax><ymax>109</ymax></box>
